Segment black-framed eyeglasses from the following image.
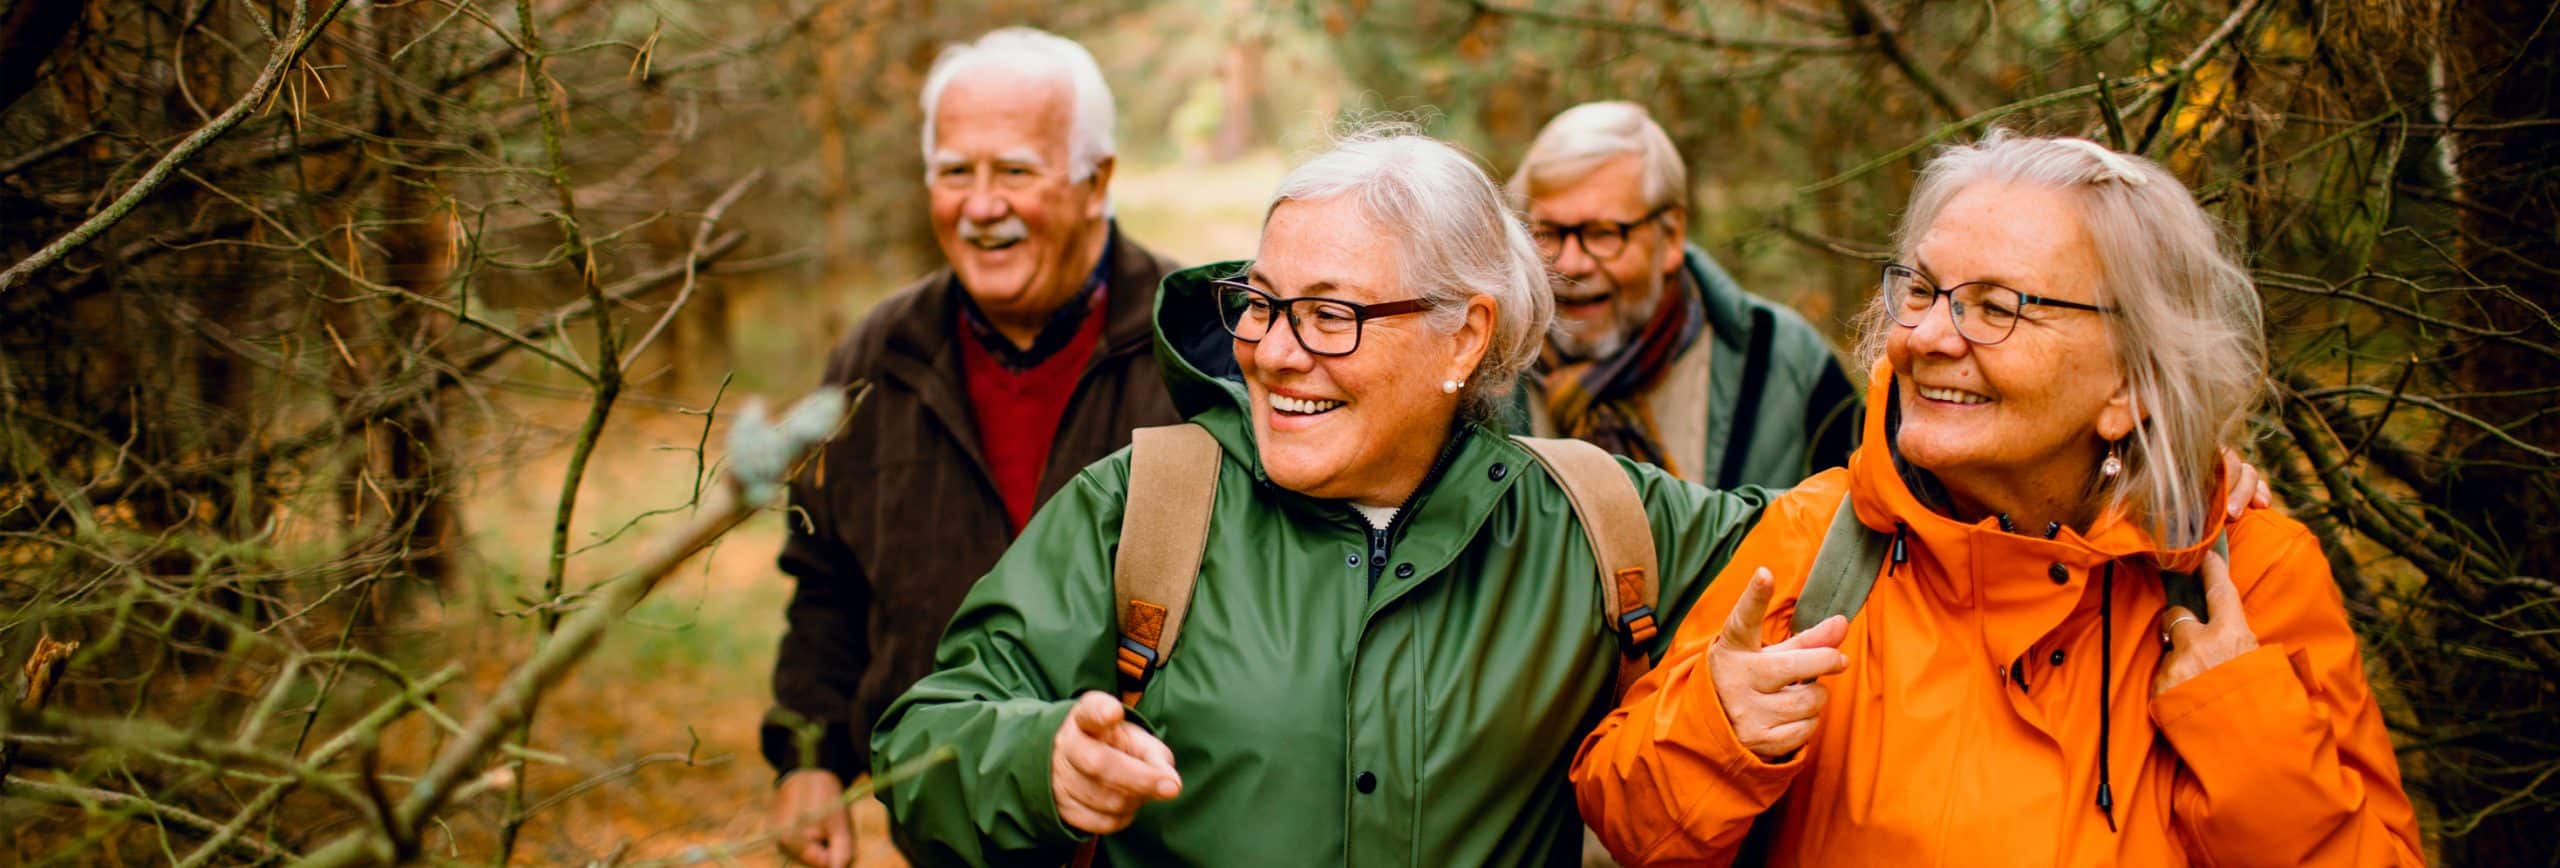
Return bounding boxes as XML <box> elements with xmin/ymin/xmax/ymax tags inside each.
<box><xmin>1882</xmin><ymin>263</ymin><xmax>2114</xmax><ymax>346</ymax></box>
<box><xmin>1211</xmin><ymin>279</ymin><xmax>1431</xmax><ymax>357</ymax></box>
<box><xmin>1529</xmin><ymin>205</ymin><xmax>1674</xmax><ymax>262</ymax></box>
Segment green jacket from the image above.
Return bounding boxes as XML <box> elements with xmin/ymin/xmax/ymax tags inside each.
<box><xmin>1521</xmin><ymin>244</ymin><xmax>1861</xmax><ymax>490</ymax></box>
<box><xmin>872</xmin><ymin>263</ymin><xmax>1772</xmax><ymax>867</ymax></box>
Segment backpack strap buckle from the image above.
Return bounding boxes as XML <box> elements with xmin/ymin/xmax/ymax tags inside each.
<box><xmin>1617</xmin><ymin>605</ymin><xmax>1660</xmax><ymax>647</ymax></box>
<box><xmin>1115</xmin><ymin>635</ymin><xmax>1160</xmax><ymax>687</ymax></box>
<box><xmin>1612</xmin><ymin>566</ymin><xmax>1659</xmax><ymax>646</ymax></box>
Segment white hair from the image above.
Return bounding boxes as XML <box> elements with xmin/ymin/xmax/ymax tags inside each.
<box><xmin>1855</xmin><ymin>130</ymin><xmax>2266</xmax><ymax>546</ymax></box>
<box><xmin>1268</xmin><ymin>123</ymin><xmax>1554</xmax><ymax>423</ymax></box>
<box><xmin>918</xmin><ymin>27</ymin><xmax>1116</xmax><ymax>183</ymax></box>
<box><xmin>1505</xmin><ymin>101</ymin><xmax>1689</xmax><ymax>213</ymax></box>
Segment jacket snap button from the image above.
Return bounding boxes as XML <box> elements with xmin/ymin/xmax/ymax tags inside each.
<box><xmin>1395</xmin><ymin>563</ymin><xmax>1415</xmax><ymax>579</ymax></box>
<box><xmin>2047</xmin><ymin>563</ymin><xmax>2069</xmax><ymax>584</ymax></box>
<box><xmin>1347</xmin><ymin>553</ymin><xmax>1361</xmax><ymax>568</ymax></box>
<box><xmin>1488</xmin><ymin>463</ymin><xmax>1508</xmax><ymax>481</ymax></box>
<box><xmin>2050</xmin><ymin>649</ymin><xmax>2067</xmax><ymax>666</ymax></box>
<box><xmin>1355</xmin><ymin>771</ymin><xmax>1377</xmax><ymax>794</ymax></box>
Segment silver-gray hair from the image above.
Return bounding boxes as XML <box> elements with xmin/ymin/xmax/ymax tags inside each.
<box><xmin>1267</xmin><ymin>123</ymin><xmax>1554</xmax><ymax>423</ymax></box>
<box><xmin>1505</xmin><ymin>101</ymin><xmax>1689</xmax><ymax>214</ymax></box>
<box><xmin>918</xmin><ymin>27</ymin><xmax>1116</xmax><ymax>182</ymax></box>
<box><xmin>1855</xmin><ymin>130</ymin><xmax>2266</xmax><ymax>547</ymax></box>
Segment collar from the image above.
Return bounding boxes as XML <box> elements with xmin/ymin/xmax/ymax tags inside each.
<box><xmin>1682</xmin><ymin>244</ymin><xmax>1754</xmax><ymax>351</ymax></box>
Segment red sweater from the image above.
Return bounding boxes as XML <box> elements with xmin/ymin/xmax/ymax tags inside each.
<box><xmin>957</xmin><ymin>290</ymin><xmax>1109</xmax><ymax>533</ymax></box>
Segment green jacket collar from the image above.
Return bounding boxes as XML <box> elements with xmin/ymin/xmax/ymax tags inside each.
<box><xmin>1683</xmin><ymin>242</ymin><xmax>1757</xmax><ymax>353</ymax></box>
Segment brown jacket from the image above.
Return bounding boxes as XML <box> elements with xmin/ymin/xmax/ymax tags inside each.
<box><xmin>761</xmin><ymin>229</ymin><xmax>1182</xmax><ymax>780</ymax></box>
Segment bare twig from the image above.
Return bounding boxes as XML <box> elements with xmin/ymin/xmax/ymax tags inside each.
<box><xmin>290</xmin><ymin>387</ymin><xmax>860</xmax><ymax>867</ymax></box>
<box><xmin>619</xmin><ymin>169</ymin><xmax>765</xmax><ymax>367</ymax></box>
<box><xmin>0</xmin><ymin>0</ymin><xmax>353</xmax><ymax>293</ymax></box>
<box><xmin>1469</xmin><ymin>0</ymin><xmax>1864</xmax><ymax>54</ymax></box>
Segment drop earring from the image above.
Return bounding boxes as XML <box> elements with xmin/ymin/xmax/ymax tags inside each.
<box><xmin>2101</xmin><ymin>441</ymin><xmax>2124</xmax><ymax>478</ymax></box>
<box><xmin>1441</xmin><ymin>379</ymin><xmax>1462</xmax><ymax>395</ymax></box>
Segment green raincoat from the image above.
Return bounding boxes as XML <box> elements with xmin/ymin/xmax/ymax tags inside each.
<box><xmin>872</xmin><ymin>263</ymin><xmax>1773</xmax><ymax>866</ymax></box>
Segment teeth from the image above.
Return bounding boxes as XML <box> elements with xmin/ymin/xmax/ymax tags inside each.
<box><xmin>1918</xmin><ymin>385</ymin><xmax>1992</xmax><ymax>405</ymax></box>
<box><xmin>1269</xmin><ymin>393</ymin><xmax>1345</xmax><ymax>415</ymax></box>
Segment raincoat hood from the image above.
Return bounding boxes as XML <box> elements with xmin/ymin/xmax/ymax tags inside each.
<box><xmin>1150</xmin><ymin>261</ymin><xmax>1263</xmax><ymax>464</ymax></box>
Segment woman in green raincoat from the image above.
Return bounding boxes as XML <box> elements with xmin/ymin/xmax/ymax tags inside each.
<box><xmin>868</xmin><ymin>125</ymin><xmax>1768</xmax><ymax>866</ymax></box>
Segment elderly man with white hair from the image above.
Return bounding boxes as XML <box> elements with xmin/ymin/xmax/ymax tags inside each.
<box><xmin>1513</xmin><ymin>102</ymin><xmax>1859</xmax><ymax>490</ymax></box>
<box><xmin>762</xmin><ymin>26</ymin><xmax>1182</xmax><ymax>867</ymax></box>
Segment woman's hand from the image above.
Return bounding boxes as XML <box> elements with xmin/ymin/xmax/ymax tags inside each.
<box><xmin>1051</xmin><ymin>691</ymin><xmax>1183</xmax><ymax>835</ymax></box>
<box><xmin>2220</xmin><ymin>449</ymin><xmax>2275</xmax><ymax>519</ymax></box>
<box><xmin>2154</xmin><ymin>552</ymin><xmax>2260</xmax><ymax>694</ymax></box>
<box><xmin>1709</xmin><ymin>568</ymin><xmax>1851</xmax><ymax>762</ymax></box>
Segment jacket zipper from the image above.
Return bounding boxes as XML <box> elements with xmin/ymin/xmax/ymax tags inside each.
<box><xmin>1356</xmin><ymin>426</ymin><xmax>1471</xmax><ymax>588</ymax></box>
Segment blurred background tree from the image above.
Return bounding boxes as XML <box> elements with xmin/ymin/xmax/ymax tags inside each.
<box><xmin>1</xmin><ymin>0</ymin><xmax>2550</xmax><ymax>864</ymax></box>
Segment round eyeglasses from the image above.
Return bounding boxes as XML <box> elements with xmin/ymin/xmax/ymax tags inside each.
<box><xmin>1882</xmin><ymin>263</ymin><xmax>2113</xmax><ymax>346</ymax></box>
<box><xmin>1212</xmin><ymin>279</ymin><xmax>1431</xmax><ymax>357</ymax></box>
<box><xmin>1528</xmin><ymin>205</ymin><xmax>1673</xmax><ymax>263</ymax></box>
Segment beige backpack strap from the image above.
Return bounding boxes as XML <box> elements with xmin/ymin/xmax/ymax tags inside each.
<box><xmin>1512</xmin><ymin>436</ymin><xmax>1661</xmax><ymax>702</ymax></box>
<box><xmin>1111</xmin><ymin>423</ymin><xmax>1222</xmax><ymax>707</ymax></box>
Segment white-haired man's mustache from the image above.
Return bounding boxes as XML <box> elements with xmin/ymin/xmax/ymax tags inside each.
<box><xmin>957</xmin><ymin>215</ymin><xmax>1029</xmax><ymax>249</ymax></box>
<box><xmin>1550</xmin><ymin>273</ymin><xmax>1615</xmax><ymax>304</ymax></box>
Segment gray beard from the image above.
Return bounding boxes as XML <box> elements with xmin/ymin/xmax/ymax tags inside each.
<box><xmin>1547</xmin><ymin>267</ymin><xmax>1665</xmax><ymax>362</ymax></box>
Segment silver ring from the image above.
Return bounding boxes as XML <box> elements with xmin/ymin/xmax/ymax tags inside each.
<box><xmin>2161</xmin><ymin>615</ymin><xmax>2200</xmax><ymax>645</ymax></box>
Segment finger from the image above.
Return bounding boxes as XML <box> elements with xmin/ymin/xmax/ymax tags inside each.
<box><xmin>1105</xmin><ymin>725</ymin><xmax>1183</xmax><ymax>798</ymax></box>
<box><xmin>1761</xmin><ymin>682</ymin><xmax>1830</xmax><ymax>723</ymax></box>
<box><xmin>1056</xmin><ymin>793</ymin><xmax>1129</xmax><ymax>836</ymax></box>
<box><xmin>1070</xmin><ymin>691</ymin><xmax>1126</xmax><ymax>735</ymax></box>
<box><xmin>2199</xmin><ymin>552</ymin><xmax>2247</xmax><ymax>628</ymax></box>
<box><xmin>2161</xmin><ymin>605</ymin><xmax>2207</xmax><ymax>648</ymax></box>
<box><xmin>1768</xmin><ymin>614</ymin><xmax>1848</xmax><ymax>652</ymax></box>
<box><xmin>1756</xmin><ymin>717</ymin><xmax>1819</xmax><ymax>757</ymax></box>
<box><xmin>1060</xmin><ymin>768</ymin><xmax>1139</xmax><ymax>818</ymax></box>
<box><xmin>1721</xmin><ymin>568</ymin><xmax>1776</xmax><ymax>652</ymax></box>
<box><xmin>2222</xmin><ymin>450</ymin><xmax>2254</xmax><ymax>518</ymax></box>
<box><xmin>1747</xmin><ymin>647</ymin><xmax>1848</xmax><ymax>692</ymax></box>
<box><xmin>820</xmin><ymin>817</ymin><xmax>855</xmax><ymax>868</ymax></box>
<box><xmin>1070</xmin><ymin>735</ymin><xmax>1180</xmax><ymax>800</ymax></box>
<box><xmin>2256</xmin><ymin>479</ymin><xmax>2272</xmax><ymax>510</ymax></box>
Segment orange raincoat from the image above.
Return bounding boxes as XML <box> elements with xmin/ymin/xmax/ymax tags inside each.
<box><xmin>1573</xmin><ymin>370</ymin><xmax>2422</xmax><ymax>866</ymax></box>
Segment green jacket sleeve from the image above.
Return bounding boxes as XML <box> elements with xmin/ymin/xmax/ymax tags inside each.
<box><xmin>871</xmin><ymin>455</ymin><xmax>1135</xmax><ymax>867</ymax></box>
<box><xmin>1626</xmin><ymin>460</ymin><xmax>1773</xmax><ymax>659</ymax></box>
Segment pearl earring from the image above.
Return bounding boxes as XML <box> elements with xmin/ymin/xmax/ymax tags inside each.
<box><xmin>2101</xmin><ymin>443</ymin><xmax>2124</xmax><ymax>478</ymax></box>
<box><xmin>1441</xmin><ymin>379</ymin><xmax>1462</xmax><ymax>395</ymax></box>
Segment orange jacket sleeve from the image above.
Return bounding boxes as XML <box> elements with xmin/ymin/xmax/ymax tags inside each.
<box><xmin>1572</xmin><ymin>482</ymin><xmax>1834</xmax><ymax>867</ymax></box>
<box><xmin>2151</xmin><ymin>516</ymin><xmax>2426</xmax><ymax>867</ymax></box>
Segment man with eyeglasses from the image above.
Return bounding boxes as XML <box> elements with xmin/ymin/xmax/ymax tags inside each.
<box><xmin>1508</xmin><ymin>102</ymin><xmax>1859</xmax><ymax>490</ymax></box>
<box><xmin>761</xmin><ymin>27</ymin><xmax>1182</xmax><ymax>867</ymax></box>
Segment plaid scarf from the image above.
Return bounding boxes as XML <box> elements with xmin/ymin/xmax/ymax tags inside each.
<box><xmin>1540</xmin><ymin>271</ymin><xmax>1705</xmax><ymax>477</ymax></box>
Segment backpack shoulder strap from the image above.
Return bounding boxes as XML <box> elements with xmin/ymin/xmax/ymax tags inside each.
<box><xmin>1111</xmin><ymin>423</ymin><xmax>1222</xmax><ymax>706</ymax></box>
<box><xmin>1511</xmin><ymin>436</ymin><xmax>1661</xmax><ymax>702</ymax></box>
<box><xmin>2156</xmin><ymin>531</ymin><xmax>2231</xmax><ymax>625</ymax></box>
<box><xmin>1792</xmin><ymin>492</ymin><xmax>1895</xmax><ymax>633</ymax></box>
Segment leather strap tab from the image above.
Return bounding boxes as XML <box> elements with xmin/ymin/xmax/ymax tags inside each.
<box><xmin>1512</xmin><ymin>436</ymin><xmax>1662</xmax><ymax>702</ymax></box>
<box><xmin>1112</xmin><ymin>424</ymin><xmax>1222</xmax><ymax>701</ymax></box>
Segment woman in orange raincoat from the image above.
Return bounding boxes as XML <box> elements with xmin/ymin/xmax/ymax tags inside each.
<box><xmin>1571</xmin><ymin>132</ymin><xmax>2423</xmax><ymax>867</ymax></box>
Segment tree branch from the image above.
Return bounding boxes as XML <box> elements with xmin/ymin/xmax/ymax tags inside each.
<box><xmin>0</xmin><ymin>0</ymin><xmax>353</xmax><ymax>293</ymax></box>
